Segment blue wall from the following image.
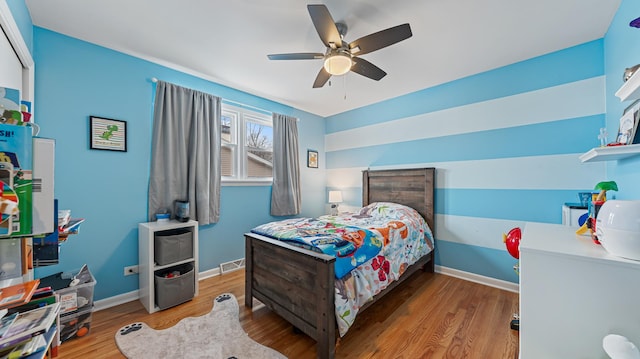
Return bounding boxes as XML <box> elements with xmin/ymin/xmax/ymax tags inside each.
<box><xmin>7</xmin><ymin>0</ymin><xmax>640</xmax><ymax>299</ymax></box>
<box><xmin>324</xmin><ymin>40</ymin><xmax>608</xmax><ymax>283</ymax></box>
<box><xmin>28</xmin><ymin>27</ymin><xmax>325</xmax><ymax>301</ymax></box>
<box><xmin>604</xmin><ymin>0</ymin><xmax>640</xmax><ymax>200</ymax></box>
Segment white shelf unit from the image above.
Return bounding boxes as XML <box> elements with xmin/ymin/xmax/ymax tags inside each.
<box><xmin>520</xmin><ymin>222</ymin><xmax>640</xmax><ymax>358</ymax></box>
<box><xmin>138</xmin><ymin>220</ymin><xmax>199</xmax><ymax>314</ymax></box>
<box><xmin>579</xmin><ymin>143</ymin><xmax>640</xmax><ymax>162</ymax></box>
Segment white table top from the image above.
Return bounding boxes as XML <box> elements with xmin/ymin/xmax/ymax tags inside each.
<box><xmin>521</xmin><ymin>222</ymin><xmax>640</xmax><ymax>270</ymax></box>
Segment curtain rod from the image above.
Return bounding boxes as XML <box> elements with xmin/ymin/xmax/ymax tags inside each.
<box><xmin>150</xmin><ymin>77</ymin><xmax>298</xmax><ymax>120</ymax></box>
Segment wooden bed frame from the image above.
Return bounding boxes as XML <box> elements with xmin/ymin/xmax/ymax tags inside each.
<box><xmin>244</xmin><ymin>168</ymin><xmax>436</xmax><ymax>359</ymax></box>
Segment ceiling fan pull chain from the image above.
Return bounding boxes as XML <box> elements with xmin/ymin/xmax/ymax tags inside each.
<box><xmin>344</xmin><ymin>75</ymin><xmax>347</xmax><ymax>100</ymax></box>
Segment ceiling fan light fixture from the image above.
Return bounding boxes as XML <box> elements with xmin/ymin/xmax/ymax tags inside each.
<box><xmin>323</xmin><ymin>53</ymin><xmax>352</xmax><ymax>76</ymax></box>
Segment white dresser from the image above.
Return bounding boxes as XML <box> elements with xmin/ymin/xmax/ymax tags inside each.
<box><xmin>520</xmin><ymin>222</ymin><xmax>640</xmax><ymax>358</ymax></box>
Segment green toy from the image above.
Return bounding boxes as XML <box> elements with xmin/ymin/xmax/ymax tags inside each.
<box><xmin>594</xmin><ymin>181</ymin><xmax>618</xmax><ymax>201</ymax></box>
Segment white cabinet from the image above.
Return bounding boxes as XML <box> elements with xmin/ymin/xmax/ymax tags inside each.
<box><xmin>519</xmin><ymin>222</ymin><xmax>640</xmax><ymax>358</ymax></box>
<box><xmin>138</xmin><ymin>220</ymin><xmax>199</xmax><ymax>313</ymax></box>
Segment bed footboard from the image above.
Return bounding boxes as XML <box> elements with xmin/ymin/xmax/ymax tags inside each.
<box><xmin>245</xmin><ymin>232</ymin><xmax>338</xmax><ymax>359</ymax></box>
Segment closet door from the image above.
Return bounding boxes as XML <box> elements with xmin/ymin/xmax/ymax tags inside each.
<box><xmin>0</xmin><ymin>13</ymin><xmax>23</xmax><ymax>107</ymax></box>
<box><xmin>0</xmin><ymin>1</ymin><xmax>34</xmax><ymax>110</ymax></box>
<box><xmin>0</xmin><ymin>31</ymin><xmax>21</xmax><ymax>84</ymax></box>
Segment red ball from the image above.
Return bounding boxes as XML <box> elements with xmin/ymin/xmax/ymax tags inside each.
<box><xmin>504</xmin><ymin>227</ymin><xmax>521</xmax><ymax>259</ymax></box>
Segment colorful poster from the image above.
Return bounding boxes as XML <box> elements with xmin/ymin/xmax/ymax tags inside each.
<box><xmin>0</xmin><ymin>123</ymin><xmax>33</xmax><ymax>236</ymax></box>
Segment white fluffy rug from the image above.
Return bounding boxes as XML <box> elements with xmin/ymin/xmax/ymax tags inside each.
<box><xmin>115</xmin><ymin>293</ymin><xmax>287</xmax><ymax>359</ymax></box>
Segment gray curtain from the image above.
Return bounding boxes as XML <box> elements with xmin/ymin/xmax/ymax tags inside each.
<box><xmin>148</xmin><ymin>81</ymin><xmax>221</xmax><ymax>225</ymax></box>
<box><xmin>270</xmin><ymin>113</ymin><xmax>301</xmax><ymax>216</ymax></box>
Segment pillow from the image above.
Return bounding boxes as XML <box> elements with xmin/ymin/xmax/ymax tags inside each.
<box><xmin>360</xmin><ymin>202</ymin><xmax>421</xmax><ymax>220</ymax></box>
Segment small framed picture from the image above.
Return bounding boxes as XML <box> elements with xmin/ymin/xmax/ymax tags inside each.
<box><xmin>631</xmin><ymin>113</ymin><xmax>640</xmax><ymax>145</ymax></box>
<box><xmin>618</xmin><ymin>111</ymin><xmax>635</xmax><ymax>144</ymax></box>
<box><xmin>90</xmin><ymin>116</ymin><xmax>127</xmax><ymax>152</ymax></box>
<box><xmin>307</xmin><ymin>149</ymin><xmax>318</xmax><ymax>168</ymax></box>
<box><xmin>618</xmin><ymin>100</ymin><xmax>640</xmax><ymax>145</ymax></box>
<box><xmin>624</xmin><ymin>99</ymin><xmax>640</xmax><ymax>145</ymax></box>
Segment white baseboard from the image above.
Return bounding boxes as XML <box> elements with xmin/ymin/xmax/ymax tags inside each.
<box><xmin>198</xmin><ymin>267</ymin><xmax>221</xmax><ymax>280</ymax></box>
<box><xmin>435</xmin><ymin>265</ymin><xmax>520</xmax><ymax>293</ymax></box>
<box><xmin>93</xmin><ymin>264</ymin><xmax>518</xmax><ymax>312</ymax></box>
<box><xmin>93</xmin><ymin>269</ymin><xmax>223</xmax><ymax>312</ymax></box>
<box><xmin>94</xmin><ymin>289</ymin><xmax>139</xmax><ymax>312</ymax></box>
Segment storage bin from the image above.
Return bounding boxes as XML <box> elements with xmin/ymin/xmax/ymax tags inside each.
<box><xmin>154</xmin><ymin>262</ymin><xmax>195</xmax><ymax>310</ymax></box>
<box><xmin>154</xmin><ymin>228</ymin><xmax>193</xmax><ymax>265</ymax></box>
<box><xmin>56</xmin><ymin>266</ymin><xmax>97</xmax><ymax>315</ymax></box>
<box><xmin>60</xmin><ymin>306</ymin><xmax>93</xmax><ymax>342</ymax></box>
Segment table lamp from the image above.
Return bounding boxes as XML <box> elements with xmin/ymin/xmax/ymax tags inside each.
<box><xmin>328</xmin><ymin>191</ymin><xmax>343</xmax><ymax>215</ymax></box>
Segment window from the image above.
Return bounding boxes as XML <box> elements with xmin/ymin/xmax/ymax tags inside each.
<box><xmin>221</xmin><ymin>104</ymin><xmax>273</xmax><ymax>183</ymax></box>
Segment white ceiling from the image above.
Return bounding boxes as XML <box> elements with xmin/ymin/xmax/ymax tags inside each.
<box><xmin>25</xmin><ymin>0</ymin><xmax>621</xmax><ymax>117</ymax></box>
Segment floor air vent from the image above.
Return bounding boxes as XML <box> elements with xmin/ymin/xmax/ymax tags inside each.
<box><xmin>219</xmin><ymin>258</ymin><xmax>245</xmax><ymax>274</ymax></box>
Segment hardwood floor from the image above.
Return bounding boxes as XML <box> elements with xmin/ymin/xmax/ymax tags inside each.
<box><xmin>58</xmin><ymin>269</ymin><xmax>519</xmax><ymax>358</ymax></box>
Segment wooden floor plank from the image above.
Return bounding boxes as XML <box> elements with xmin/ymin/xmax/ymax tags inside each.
<box><xmin>57</xmin><ymin>269</ymin><xmax>519</xmax><ymax>358</ymax></box>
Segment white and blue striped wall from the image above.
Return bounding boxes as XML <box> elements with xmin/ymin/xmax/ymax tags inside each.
<box><xmin>324</xmin><ymin>40</ymin><xmax>607</xmax><ymax>283</ymax></box>
<box><xmin>605</xmin><ymin>0</ymin><xmax>640</xmax><ymax>200</ymax></box>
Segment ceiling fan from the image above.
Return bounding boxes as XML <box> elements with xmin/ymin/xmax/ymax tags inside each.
<box><xmin>267</xmin><ymin>4</ymin><xmax>413</xmax><ymax>88</ymax></box>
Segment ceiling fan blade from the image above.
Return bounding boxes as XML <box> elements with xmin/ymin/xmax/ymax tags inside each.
<box><xmin>348</xmin><ymin>23</ymin><xmax>412</xmax><ymax>56</ymax></box>
<box><xmin>267</xmin><ymin>53</ymin><xmax>324</xmax><ymax>60</ymax></box>
<box><xmin>307</xmin><ymin>4</ymin><xmax>342</xmax><ymax>48</ymax></box>
<box><xmin>313</xmin><ymin>67</ymin><xmax>331</xmax><ymax>88</ymax></box>
<box><xmin>351</xmin><ymin>57</ymin><xmax>387</xmax><ymax>81</ymax></box>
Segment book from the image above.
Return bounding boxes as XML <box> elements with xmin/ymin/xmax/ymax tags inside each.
<box><xmin>0</xmin><ymin>302</ymin><xmax>59</xmax><ymax>349</ymax></box>
<box><xmin>30</xmin><ymin>287</ymin><xmax>53</xmax><ymax>300</ymax></box>
<box><xmin>60</xmin><ymin>218</ymin><xmax>85</xmax><ymax>234</ymax></box>
<box><xmin>0</xmin><ymin>312</ymin><xmax>18</xmax><ymax>337</ymax></box>
<box><xmin>0</xmin><ymin>280</ymin><xmax>39</xmax><ymax>311</ymax></box>
<box><xmin>57</xmin><ymin>209</ymin><xmax>70</xmax><ymax>231</ymax></box>
<box><xmin>5</xmin><ymin>333</ymin><xmax>46</xmax><ymax>358</ymax></box>
<box><xmin>6</xmin><ymin>295</ymin><xmax>56</xmax><ymax>316</ymax></box>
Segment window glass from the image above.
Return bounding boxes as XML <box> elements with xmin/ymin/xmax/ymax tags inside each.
<box><xmin>245</xmin><ymin>119</ymin><xmax>273</xmax><ymax>178</ymax></box>
<box><xmin>221</xmin><ymin>104</ymin><xmax>272</xmax><ymax>182</ymax></box>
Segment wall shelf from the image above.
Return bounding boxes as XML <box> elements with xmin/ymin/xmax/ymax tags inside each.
<box><xmin>579</xmin><ymin>144</ymin><xmax>640</xmax><ymax>162</ymax></box>
<box><xmin>615</xmin><ymin>68</ymin><xmax>640</xmax><ymax>101</ymax></box>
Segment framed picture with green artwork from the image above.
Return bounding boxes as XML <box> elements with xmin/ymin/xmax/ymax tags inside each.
<box><xmin>90</xmin><ymin>116</ymin><xmax>127</xmax><ymax>152</ymax></box>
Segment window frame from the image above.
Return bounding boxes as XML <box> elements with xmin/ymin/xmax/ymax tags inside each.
<box><xmin>221</xmin><ymin>103</ymin><xmax>273</xmax><ymax>186</ymax></box>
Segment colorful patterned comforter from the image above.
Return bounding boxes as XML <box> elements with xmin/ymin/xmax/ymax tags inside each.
<box><xmin>251</xmin><ymin>202</ymin><xmax>435</xmax><ymax>336</ymax></box>
<box><xmin>251</xmin><ymin>218</ymin><xmax>384</xmax><ymax>279</ymax></box>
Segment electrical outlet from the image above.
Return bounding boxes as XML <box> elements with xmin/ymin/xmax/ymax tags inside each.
<box><xmin>124</xmin><ymin>265</ymin><xmax>139</xmax><ymax>276</ymax></box>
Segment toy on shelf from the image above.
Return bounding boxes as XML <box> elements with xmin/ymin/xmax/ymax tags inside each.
<box><xmin>503</xmin><ymin>227</ymin><xmax>521</xmax><ymax>331</ymax></box>
<box><xmin>577</xmin><ymin>181</ymin><xmax>618</xmax><ymax>243</ymax></box>
<box><xmin>503</xmin><ymin>227</ymin><xmax>521</xmax><ymax>260</ymax></box>
<box><xmin>599</xmin><ymin>128</ymin><xmax>609</xmax><ymax>147</ymax></box>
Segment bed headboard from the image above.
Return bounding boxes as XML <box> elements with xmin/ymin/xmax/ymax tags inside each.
<box><xmin>362</xmin><ymin>168</ymin><xmax>435</xmax><ymax>230</ymax></box>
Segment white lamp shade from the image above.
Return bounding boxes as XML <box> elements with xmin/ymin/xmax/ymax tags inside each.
<box><xmin>328</xmin><ymin>191</ymin><xmax>343</xmax><ymax>203</ymax></box>
<box><xmin>323</xmin><ymin>54</ymin><xmax>352</xmax><ymax>75</ymax></box>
